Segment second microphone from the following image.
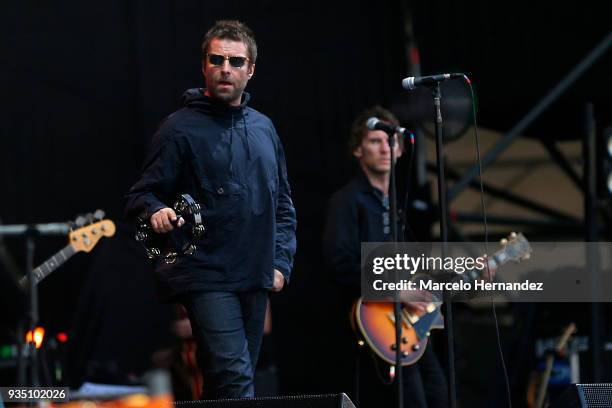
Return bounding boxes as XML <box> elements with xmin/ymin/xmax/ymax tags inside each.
<box><xmin>366</xmin><ymin>117</ymin><xmax>412</xmax><ymax>137</ymax></box>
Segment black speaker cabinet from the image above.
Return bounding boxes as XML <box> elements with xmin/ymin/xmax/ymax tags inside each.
<box><xmin>175</xmin><ymin>393</ymin><xmax>356</xmax><ymax>408</ymax></box>
<box><xmin>552</xmin><ymin>383</ymin><xmax>612</xmax><ymax>407</ymax></box>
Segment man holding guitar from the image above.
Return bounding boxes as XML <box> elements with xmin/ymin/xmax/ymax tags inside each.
<box><xmin>125</xmin><ymin>20</ymin><xmax>297</xmax><ymax>399</ymax></box>
<box><xmin>323</xmin><ymin>106</ymin><xmax>448</xmax><ymax>408</ymax></box>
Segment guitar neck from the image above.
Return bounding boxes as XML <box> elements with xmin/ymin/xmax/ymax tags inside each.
<box><xmin>19</xmin><ymin>245</ymin><xmax>76</xmax><ymax>288</ymax></box>
<box><xmin>463</xmin><ymin>252</ymin><xmax>506</xmax><ymax>283</ymax></box>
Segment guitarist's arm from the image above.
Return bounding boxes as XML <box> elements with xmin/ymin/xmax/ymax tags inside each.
<box><xmin>441</xmin><ymin>257</ymin><xmax>499</xmax><ymax>302</ymax></box>
<box><xmin>398</xmin><ymin>257</ymin><xmax>498</xmax><ymax>306</ymax></box>
<box><xmin>462</xmin><ymin>254</ymin><xmax>498</xmax><ymax>283</ymax></box>
<box><xmin>398</xmin><ymin>289</ymin><xmax>433</xmax><ymax>312</ymax></box>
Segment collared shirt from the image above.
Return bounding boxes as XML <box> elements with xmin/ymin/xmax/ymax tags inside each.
<box><xmin>323</xmin><ymin>169</ymin><xmax>403</xmax><ymax>292</ymax></box>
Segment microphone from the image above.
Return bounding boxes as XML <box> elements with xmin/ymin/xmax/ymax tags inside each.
<box><xmin>366</xmin><ymin>117</ymin><xmax>410</xmax><ymax>136</ymax></box>
<box><xmin>401</xmin><ymin>73</ymin><xmax>464</xmax><ymax>90</ymax></box>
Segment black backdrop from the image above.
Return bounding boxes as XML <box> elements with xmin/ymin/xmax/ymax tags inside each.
<box><xmin>1</xmin><ymin>0</ymin><xmax>610</xmax><ymax>402</ymax></box>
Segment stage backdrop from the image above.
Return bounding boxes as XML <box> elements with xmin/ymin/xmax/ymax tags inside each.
<box><xmin>1</xmin><ymin>0</ymin><xmax>609</xmax><ymax>400</ymax></box>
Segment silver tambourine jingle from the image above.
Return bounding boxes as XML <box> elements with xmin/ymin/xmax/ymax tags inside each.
<box><xmin>135</xmin><ymin>193</ymin><xmax>205</xmax><ymax>264</ymax></box>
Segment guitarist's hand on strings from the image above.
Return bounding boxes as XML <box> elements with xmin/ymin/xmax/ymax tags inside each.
<box><xmin>480</xmin><ymin>254</ymin><xmax>497</xmax><ymax>282</ymax></box>
<box><xmin>400</xmin><ymin>289</ymin><xmax>433</xmax><ymax>313</ymax></box>
<box><xmin>150</xmin><ymin>207</ymin><xmax>185</xmax><ymax>233</ymax></box>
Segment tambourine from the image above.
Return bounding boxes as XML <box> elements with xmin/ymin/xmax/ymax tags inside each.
<box><xmin>135</xmin><ymin>194</ymin><xmax>205</xmax><ymax>264</ymax></box>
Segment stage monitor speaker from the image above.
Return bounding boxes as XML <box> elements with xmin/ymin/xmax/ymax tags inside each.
<box><xmin>175</xmin><ymin>393</ymin><xmax>356</xmax><ymax>408</ymax></box>
<box><xmin>552</xmin><ymin>383</ymin><xmax>612</xmax><ymax>407</ymax></box>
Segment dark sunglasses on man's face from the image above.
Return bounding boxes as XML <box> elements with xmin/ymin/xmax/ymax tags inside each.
<box><xmin>207</xmin><ymin>53</ymin><xmax>250</xmax><ymax>68</ymax></box>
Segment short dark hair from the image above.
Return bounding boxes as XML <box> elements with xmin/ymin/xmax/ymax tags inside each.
<box><xmin>201</xmin><ymin>20</ymin><xmax>257</xmax><ymax>63</ymax></box>
<box><xmin>348</xmin><ymin>106</ymin><xmax>400</xmax><ymax>153</ymax></box>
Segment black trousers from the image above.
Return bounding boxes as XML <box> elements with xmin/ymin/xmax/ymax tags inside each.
<box><xmin>330</xmin><ymin>290</ymin><xmax>448</xmax><ymax>407</ymax></box>
<box><xmin>355</xmin><ymin>344</ymin><xmax>449</xmax><ymax>408</ymax></box>
<box><xmin>180</xmin><ymin>290</ymin><xmax>268</xmax><ymax>399</ymax></box>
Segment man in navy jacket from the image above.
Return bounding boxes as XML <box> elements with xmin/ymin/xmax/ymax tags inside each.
<box><xmin>125</xmin><ymin>20</ymin><xmax>296</xmax><ymax>399</ymax></box>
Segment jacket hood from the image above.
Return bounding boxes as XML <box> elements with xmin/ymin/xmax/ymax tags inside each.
<box><xmin>181</xmin><ymin>88</ymin><xmax>251</xmax><ymax>116</ymax></box>
<box><xmin>181</xmin><ymin>88</ymin><xmax>253</xmax><ymax>160</ymax></box>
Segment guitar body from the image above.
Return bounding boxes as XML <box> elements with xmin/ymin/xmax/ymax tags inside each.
<box><xmin>352</xmin><ymin>232</ymin><xmax>531</xmax><ymax>366</ymax></box>
<box><xmin>352</xmin><ymin>299</ymin><xmax>444</xmax><ymax>366</ymax></box>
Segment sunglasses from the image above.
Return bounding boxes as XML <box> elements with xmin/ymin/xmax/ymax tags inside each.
<box><xmin>207</xmin><ymin>53</ymin><xmax>250</xmax><ymax>68</ymax></box>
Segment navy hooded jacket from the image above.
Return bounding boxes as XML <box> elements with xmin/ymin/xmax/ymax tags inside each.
<box><xmin>125</xmin><ymin>88</ymin><xmax>297</xmax><ymax>297</ymax></box>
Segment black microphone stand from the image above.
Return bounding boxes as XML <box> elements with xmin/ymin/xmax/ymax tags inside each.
<box><xmin>386</xmin><ymin>130</ymin><xmax>404</xmax><ymax>408</ymax></box>
<box><xmin>25</xmin><ymin>228</ymin><xmax>40</xmax><ymax>387</ymax></box>
<box><xmin>432</xmin><ymin>82</ymin><xmax>457</xmax><ymax>408</ymax></box>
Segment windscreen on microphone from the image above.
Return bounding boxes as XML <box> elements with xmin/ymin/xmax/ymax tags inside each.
<box><xmin>366</xmin><ymin>117</ymin><xmax>382</xmax><ymax>131</ymax></box>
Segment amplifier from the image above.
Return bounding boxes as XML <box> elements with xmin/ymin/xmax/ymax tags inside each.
<box><xmin>175</xmin><ymin>393</ymin><xmax>356</xmax><ymax>408</ymax></box>
<box><xmin>552</xmin><ymin>383</ymin><xmax>612</xmax><ymax>407</ymax></box>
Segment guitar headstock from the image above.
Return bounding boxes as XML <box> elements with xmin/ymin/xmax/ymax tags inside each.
<box><xmin>69</xmin><ymin>211</ymin><xmax>116</xmax><ymax>253</ymax></box>
<box><xmin>497</xmin><ymin>232</ymin><xmax>531</xmax><ymax>263</ymax></box>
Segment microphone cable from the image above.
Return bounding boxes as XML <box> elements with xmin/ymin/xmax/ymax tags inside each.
<box><xmin>463</xmin><ymin>74</ymin><xmax>513</xmax><ymax>408</ymax></box>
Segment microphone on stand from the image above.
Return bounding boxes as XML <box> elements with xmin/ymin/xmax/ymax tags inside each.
<box><xmin>366</xmin><ymin>117</ymin><xmax>410</xmax><ymax>136</ymax></box>
<box><xmin>401</xmin><ymin>73</ymin><xmax>465</xmax><ymax>90</ymax></box>
<box><xmin>366</xmin><ymin>117</ymin><xmax>414</xmax><ymax>145</ymax></box>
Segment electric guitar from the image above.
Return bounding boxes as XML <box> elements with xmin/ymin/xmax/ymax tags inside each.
<box><xmin>352</xmin><ymin>232</ymin><xmax>531</xmax><ymax>366</ymax></box>
<box><xmin>19</xmin><ymin>213</ymin><xmax>116</xmax><ymax>288</ymax></box>
<box><xmin>531</xmin><ymin>323</ymin><xmax>576</xmax><ymax>408</ymax></box>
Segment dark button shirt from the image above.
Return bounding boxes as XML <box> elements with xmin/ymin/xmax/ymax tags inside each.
<box><xmin>323</xmin><ymin>169</ymin><xmax>403</xmax><ymax>295</ymax></box>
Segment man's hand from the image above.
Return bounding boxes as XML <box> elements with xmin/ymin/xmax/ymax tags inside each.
<box><xmin>479</xmin><ymin>255</ymin><xmax>497</xmax><ymax>282</ymax></box>
<box><xmin>403</xmin><ymin>302</ymin><xmax>429</xmax><ymax>313</ymax></box>
<box><xmin>150</xmin><ymin>207</ymin><xmax>185</xmax><ymax>233</ymax></box>
<box><xmin>172</xmin><ymin>317</ymin><xmax>193</xmax><ymax>339</ymax></box>
<box><xmin>271</xmin><ymin>269</ymin><xmax>285</xmax><ymax>292</ymax></box>
<box><xmin>399</xmin><ymin>289</ymin><xmax>433</xmax><ymax>313</ymax></box>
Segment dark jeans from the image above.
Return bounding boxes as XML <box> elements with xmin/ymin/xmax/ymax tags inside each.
<box><xmin>180</xmin><ymin>290</ymin><xmax>268</xmax><ymax>399</ymax></box>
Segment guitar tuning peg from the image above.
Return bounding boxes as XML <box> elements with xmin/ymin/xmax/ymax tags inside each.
<box><xmin>75</xmin><ymin>216</ymin><xmax>86</xmax><ymax>228</ymax></box>
<box><xmin>85</xmin><ymin>213</ymin><xmax>94</xmax><ymax>224</ymax></box>
<box><xmin>93</xmin><ymin>209</ymin><xmax>105</xmax><ymax>221</ymax></box>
